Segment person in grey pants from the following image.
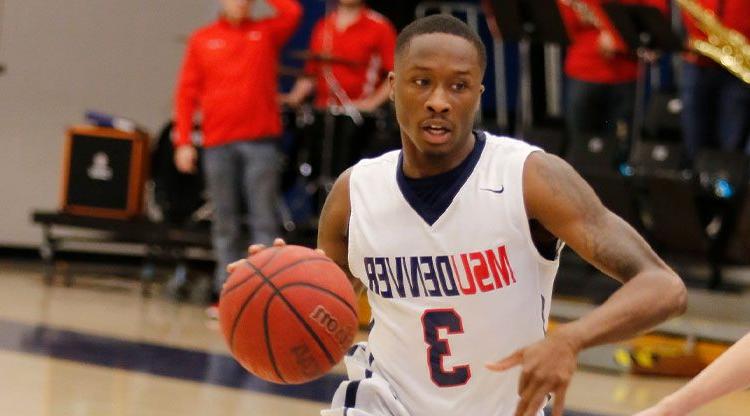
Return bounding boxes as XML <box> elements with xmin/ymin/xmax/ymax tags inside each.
<box><xmin>201</xmin><ymin>140</ymin><xmax>280</xmax><ymax>297</ymax></box>
<box><xmin>172</xmin><ymin>0</ymin><xmax>302</xmax><ymax>314</ymax></box>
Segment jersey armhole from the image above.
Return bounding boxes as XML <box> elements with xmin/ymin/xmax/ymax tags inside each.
<box><xmin>516</xmin><ymin>150</ymin><xmax>564</xmax><ymax>266</ymax></box>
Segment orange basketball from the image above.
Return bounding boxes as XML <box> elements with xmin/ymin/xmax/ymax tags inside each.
<box><xmin>218</xmin><ymin>245</ymin><xmax>358</xmax><ymax>384</ymax></box>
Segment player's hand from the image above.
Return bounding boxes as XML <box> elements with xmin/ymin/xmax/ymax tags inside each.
<box><xmin>353</xmin><ymin>98</ymin><xmax>379</xmax><ymax>113</ymax></box>
<box><xmin>174</xmin><ymin>145</ymin><xmax>198</xmax><ymax>174</ymax></box>
<box><xmin>598</xmin><ymin>31</ymin><xmax>617</xmax><ymax>59</ymax></box>
<box><xmin>486</xmin><ymin>332</ymin><xmax>580</xmax><ymax>416</ymax></box>
<box><xmin>225</xmin><ymin>239</ymin><xmax>327</xmax><ymax>279</ymax></box>
<box><xmin>225</xmin><ymin>238</ymin><xmax>288</xmax><ymax>276</ymax></box>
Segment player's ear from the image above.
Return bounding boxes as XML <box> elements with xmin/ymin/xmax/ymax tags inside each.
<box><xmin>480</xmin><ymin>84</ymin><xmax>485</xmax><ymax>94</ymax></box>
<box><xmin>388</xmin><ymin>72</ymin><xmax>396</xmax><ymax>102</ymax></box>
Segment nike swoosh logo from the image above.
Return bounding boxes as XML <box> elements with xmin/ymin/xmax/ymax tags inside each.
<box><xmin>481</xmin><ymin>186</ymin><xmax>504</xmax><ymax>194</ymax></box>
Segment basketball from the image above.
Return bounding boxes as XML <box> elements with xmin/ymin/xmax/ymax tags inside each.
<box><xmin>218</xmin><ymin>245</ymin><xmax>358</xmax><ymax>384</ymax></box>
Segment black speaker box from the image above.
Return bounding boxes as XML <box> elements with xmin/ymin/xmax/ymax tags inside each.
<box><xmin>61</xmin><ymin>126</ymin><xmax>149</xmax><ymax>219</ymax></box>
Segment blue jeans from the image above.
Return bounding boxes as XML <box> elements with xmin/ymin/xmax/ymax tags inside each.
<box><xmin>202</xmin><ymin>140</ymin><xmax>281</xmax><ymax>293</ymax></box>
<box><xmin>681</xmin><ymin>61</ymin><xmax>750</xmax><ymax>159</ymax></box>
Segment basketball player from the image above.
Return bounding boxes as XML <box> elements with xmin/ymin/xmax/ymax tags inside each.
<box><xmin>634</xmin><ymin>331</ymin><xmax>750</xmax><ymax>416</ymax></box>
<box><xmin>231</xmin><ymin>15</ymin><xmax>686</xmax><ymax>416</ymax></box>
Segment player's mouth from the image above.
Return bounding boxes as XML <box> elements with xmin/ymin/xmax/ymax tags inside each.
<box><xmin>420</xmin><ymin>119</ymin><xmax>453</xmax><ymax>144</ymax></box>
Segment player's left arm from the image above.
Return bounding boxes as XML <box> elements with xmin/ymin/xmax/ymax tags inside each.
<box><xmin>488</xmin><ymin>152</ymin><xmax>687</xmax><ymax>416</ymax></box>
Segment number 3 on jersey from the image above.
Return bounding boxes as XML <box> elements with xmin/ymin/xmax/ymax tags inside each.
<box><xmin>421</xmin><ymin>309</ymin><xmax>471</xmax><ymax>387</ymax></box>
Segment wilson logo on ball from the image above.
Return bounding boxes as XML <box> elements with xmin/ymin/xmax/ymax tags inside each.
<box><xmin>290</xmin><ymin>344</ymin><xmax>322</xmax><ymax>378</ymax></box>
<box><xmin>310</xmin><ymin>305</ymin><xmax>355</xmax><ymax>349</ymax></box>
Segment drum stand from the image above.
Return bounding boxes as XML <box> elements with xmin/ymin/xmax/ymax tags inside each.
<box><xmin>313</xmin><ymin>31</ymin><xmax>363</xmax><ymax>208</ymax></box>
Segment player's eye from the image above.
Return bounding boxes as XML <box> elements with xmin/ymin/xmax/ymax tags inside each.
<box><xmin>414</xmin><ymin>78</ymin><xmax>430</xmax><ymax>87</ymax></box>
<box><xmin>452</xmin><ymin>82</ymin><xmax>468</xmax><ymax>91</ymax></box>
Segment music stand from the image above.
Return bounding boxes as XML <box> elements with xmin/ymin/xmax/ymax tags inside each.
<box><xmin>601</xmin><ymin>4</ymin><xmax>683</xmax><ymax>147</ymax></box>
<box><xmin>488</xmin><ymin>0</ymin><xmax>569</xmax><ymax>136</ymax></box>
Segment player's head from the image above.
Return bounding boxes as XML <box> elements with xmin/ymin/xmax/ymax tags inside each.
<box><xmin>220</xmin><ymin>0</ymin><xmax>253</xmax><ymax>22</ymax></box>
<box><xmin>389</xmin><ymin>15</ymin><xmax>486</xmax><ymax>159</ymax></box>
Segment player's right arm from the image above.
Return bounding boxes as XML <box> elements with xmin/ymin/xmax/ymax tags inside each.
<box><xmin>317</xmin><ymin>168</ymin><xmax>364</xmax><ymax>294</ymax></box>
<box><xmin>634</xmin><ymin>331</ymin><xmax>750</xmax><ymax>416</ymax></box>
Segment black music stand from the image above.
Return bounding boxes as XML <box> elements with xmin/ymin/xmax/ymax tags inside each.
<box><xmin>488</xmin><ymin>0</ymin><xmax>569</xmax><ymax>136</ymax></box>
<box><xmin>601</xmin><ymin>4</ymin><xmax>682</xmax><ymax>146</ymax></box>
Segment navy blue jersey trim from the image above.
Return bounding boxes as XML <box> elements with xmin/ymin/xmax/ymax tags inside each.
<box><xmin>365</xmin><ymin>369</ymin><xmax>373</xmax><ymax>378</ymax></box>
<box><xmin>344</xmin><ymin>380</ymin><xmax>361</xmax><ymax>407</ymax></box>
<box><xmin>347</xmin><ymin>343</ymin><xmax>361</xmax><ymax>357</ymax></box>
<box><xmin>396</xmin><ymin>131</ymin><xmax>487</xmax><ymax>226</ymax></box>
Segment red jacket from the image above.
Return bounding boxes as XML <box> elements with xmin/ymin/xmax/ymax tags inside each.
<box><xmin>682</xmin><ymin>0</ymin><xmax>750</xmax><ymax>66</ymax></box>
<box><xmin>305</xmin><ymin>8</ymin><xmax>397</xmax><ymax>108</ymax></box>
<box><xmin>174</xmin><ymin>0</ymin><xmax>302</xmax><ymax>148</ymax></box>
<box><xmin>559</xmin><ymin>0</ymin><xmax>667</xmax><ymax>84</ymax></box>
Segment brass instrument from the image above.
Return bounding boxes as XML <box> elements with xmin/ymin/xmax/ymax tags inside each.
<box><xmin>676</xmin><ymin>0</ymin><xmax>750</xmax><ymax>84</ymax></box>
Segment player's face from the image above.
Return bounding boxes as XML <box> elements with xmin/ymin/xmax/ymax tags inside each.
<box><xmin>220</xmin><ymin>0</ymin><xmax>252</xmax><ymax>21</ymax></box>
<box><xmin>389</xmin><ymin>33</ymin><xmax>484</xmax><ymax>161</ymax></box>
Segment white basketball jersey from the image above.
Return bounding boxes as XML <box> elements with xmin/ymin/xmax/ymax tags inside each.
<box><xmin>347</xmin><ymin>132</ymin><xmax>560</xmax><ymax>416</ymax></box>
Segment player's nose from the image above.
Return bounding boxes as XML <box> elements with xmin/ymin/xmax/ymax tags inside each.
<box><xmin>424</xmin><ymin>86</ymin><xmax>451</xmax><ymax>114</ymax></box>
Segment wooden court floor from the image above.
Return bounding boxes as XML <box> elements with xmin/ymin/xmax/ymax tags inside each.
<box><xmin>0</xmin><ymin>259</ymin><xmax>748</xmax><ymax>416</ymax></box>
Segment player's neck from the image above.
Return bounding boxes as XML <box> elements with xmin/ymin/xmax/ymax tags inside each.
<box><xmin>336</xmin><ymin>4</ymin><xmax>363</xmax><ymax>26</ymax></box>
<box><xmin>401</xmin><ymin>132</ymin><xmax>476</xmax><ymax>178</ymax></box>
<box><xmin>222</xmin><ymin>14</ymin><xmax>245</xmax><ymax>26</ymax></box>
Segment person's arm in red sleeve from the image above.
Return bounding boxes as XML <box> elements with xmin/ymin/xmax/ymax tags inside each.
<box><xmin>557</xmin><ymin>0</ymin><xmax>585</xmax><ymax>35</ymax></box>
<box><xmin>281</xmin><ymin>20</ymin><xmax>321</xmax><ymax>108</ymax></box>
<box><xmin>174</xmin><ymin>36</ymin><xmax>202</xmax><ymax>149</ymax></box>
<box><xmin>261</xmin><ymin>0</ymin><xmax>303</xmax><ymax>47</ymax></box>
<box><xmin>354</xmin><ymin>20</ymin><xmax>397</xmax><ymax>112</ymax></box>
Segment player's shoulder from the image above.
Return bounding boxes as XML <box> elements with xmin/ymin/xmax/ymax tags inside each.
<box><xmin>355</xmin><ymin>149</ymin><xmax>400</xmax><ymax>168</ymax></box>
<box><xmin>480</xmin><ymin>130</ymin><xmax>540</xmax><ymax>154</ymax></box>
<box><xmin>350</xmin><ymin>150</ymin><xmax>400</xmax><ymax>179</ymax></box>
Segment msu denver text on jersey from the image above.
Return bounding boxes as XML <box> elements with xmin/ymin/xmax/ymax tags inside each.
<box><xmin>363</xmin><ymin>245</ymin><xmax>517</xmax><ymax>298</ymax></box>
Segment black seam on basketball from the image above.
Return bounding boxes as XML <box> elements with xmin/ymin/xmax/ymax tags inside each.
<box><xmin>243</xmin><ymin>260</ymin><xmax>337</xmax><ymax>366</ymax></box>
<box><xmin>227</xmin><ymin>256</ymin><xmax>335</xmax><ymax>351</ymax></box>
<box><xmin>277</xmin><ymin>283</ymin><xmax>358</xmax><ymax>319</ymax></box>
<box><xmin>221</xmin><ymin>247</ymin><xmax>283</xmax><ymax>296</ymax></box>
<box><xmin>227</xmin><ymin>256</ymin><xmax>339</xmax><ymax>369</ymax></box>
<box><xmin>223</xmin><ymin>251</ymin><xmax>333</xmax><ymax>297</ymax></box>
<box><xmin>263</xmin><ymin>292</ymin><xmax>286</xmax><ymax>383</ymax></box>
<box><xmin>229</xmin><ymin>257</ymin><xmax>331</xmax><ymax>351</ymax></box>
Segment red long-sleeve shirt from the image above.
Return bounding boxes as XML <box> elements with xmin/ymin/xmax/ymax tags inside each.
<box><xmin>174</xmin><ymin>0</ymin><xmax>302</xmax><ymax>148</ymax></box>
<box><xmin>682</xmin><ymin>0</ymin><xmax>750</xmax><ymax>67</ymax></box>
<box><xmin>559</xmin><ymin>0</ymin><xmax>667</xmax><ymax>84</ymax></box>
<box><xmin>304</xmin><ymin>8</ymin><xmax>396</xmax><ymax>108</ymax></box>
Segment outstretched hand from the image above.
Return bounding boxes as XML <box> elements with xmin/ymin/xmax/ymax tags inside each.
<box><xmin>224</xmin><ymin>239</ymin><xmax>327</xmax><ymax>283</ymax></box>
<box><xmin>486</xmin><ymin>333</ymin><xmax>580</xmax><ymax>416</ymax></box>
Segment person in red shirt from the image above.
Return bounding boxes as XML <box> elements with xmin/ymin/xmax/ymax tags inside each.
<box><xmin>173</xmin><ymin>0</ymin><xmax>302</xmax><ymax>310</ymax></box>
<box><xmin>281</xmin><ymin>0</ymin><xmax>397</xmax><ymax>179</ymax></box>
<box><xmin>559</xmin><ymin>0</ymin><xmax>666</xmax><ymax>161</ymax></box>
<box><xmin>679</xmin><ymin>0</ymin><xmax>750</xmax><ymax>159</ymax></box>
